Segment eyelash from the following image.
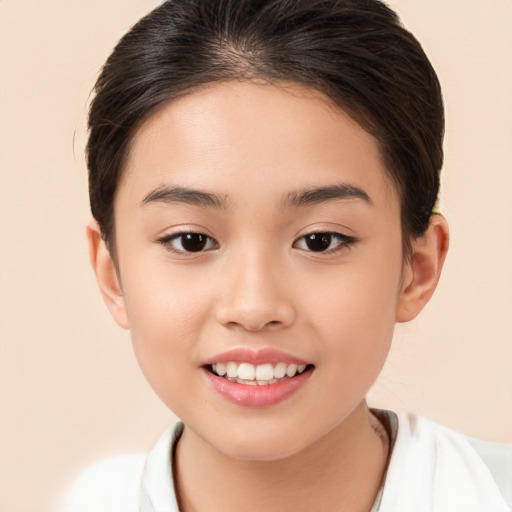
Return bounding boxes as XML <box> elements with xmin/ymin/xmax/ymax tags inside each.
<box><xmin>293</xmin><ymin>231</ymin><xmax>357</xmax><ymax>254</ymax></box>
<box><xmin>158</xmin><ymin>231</ymin><xmax>219</xmax><ymax>254</ymax></box>
<box><xmin>157</xmin><ymin>231</ymin><xmax>356</xmax><ymax>255</ymax></box>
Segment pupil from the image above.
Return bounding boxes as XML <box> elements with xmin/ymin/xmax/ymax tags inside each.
<box><xmin>182</xmin><ymin>233</ymin><xmax>206</xmax><ymax>252</ymax></box>
<box><xmin>306</xmin><ymin>233</ymin><xmax>331</xmax><ymax>252</ymax></box>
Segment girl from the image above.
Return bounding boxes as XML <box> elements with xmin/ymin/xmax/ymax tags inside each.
<box><xmin>66</xmin><ymin>0</ymin><xmax>510</xmax><ymax>510</ymax></box>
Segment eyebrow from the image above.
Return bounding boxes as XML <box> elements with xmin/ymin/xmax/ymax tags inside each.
<box><xmin>280</xmin><ymin>183</ymin><xmax>372</xmax><ymax>209</ymax></box>
<box><xmin>140</xmin><ymin>182</ymin><xmax>372</xmax><ymax>211</ymax></box>
<box><xmin>141</xmin><ymin>185</ymin><xmax>229</xmax><ymax>210</ymax></box>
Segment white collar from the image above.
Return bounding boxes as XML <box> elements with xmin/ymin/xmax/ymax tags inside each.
<box><xmin>139</xmin><ymin>412</ymin><xmax>509</xmax><ymax>512</ymax></box>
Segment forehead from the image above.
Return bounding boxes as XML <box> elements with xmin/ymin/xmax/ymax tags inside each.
<box><xmin>119</xmin><ymin>80</ymin><xmax>398</xmax><ymax>211</ymax></box>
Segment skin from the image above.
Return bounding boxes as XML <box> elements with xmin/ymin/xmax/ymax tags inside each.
<box><xmin>88</xmin><ymin>81</ymin><xmax>449</xmax><ymax>511</ymax></box>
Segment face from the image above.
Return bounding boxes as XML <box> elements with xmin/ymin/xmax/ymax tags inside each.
<box><xmin>111</xmin><ymin>81</ymin><xmax>408</xmax><ymax>460</ymax></box>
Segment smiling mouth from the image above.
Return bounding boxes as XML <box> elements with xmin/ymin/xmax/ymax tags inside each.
<box><xmin>206</xmin><ymin>362</ymin><xmax>314</xmax><ymax>386</ymax></box>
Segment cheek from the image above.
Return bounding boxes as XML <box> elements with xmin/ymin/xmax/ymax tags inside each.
<box><xmin>306</xmin><ymin>255</ymin><xmax>402</xmax><ymax>377</ymax></box>
<box><xmin>122</xmin><ymin>250</ymin><xmax>212</xmax><ymax>330</ymax></box>
<box><xmin>119</xmin><ymin>261</ymin><xmax>213</xmax><ymax>393</ymax></box>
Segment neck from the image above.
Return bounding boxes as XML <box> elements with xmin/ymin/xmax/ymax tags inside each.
<box><xmin>174</xmin><ymin>402</ymin><xmax>389</xmax><ymax>512</ymax></box>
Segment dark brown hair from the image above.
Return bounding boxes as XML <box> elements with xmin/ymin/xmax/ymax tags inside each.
<box><xmin>87</xmin><ymin>0</ymin><xmax>444</xmax><ymax>257</ymax></box>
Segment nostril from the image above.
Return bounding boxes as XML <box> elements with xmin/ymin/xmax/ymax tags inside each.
<box><xmin>215</xmin><ymin>295</ymin><xmax>296</xmax><ymax>332</ymax></box>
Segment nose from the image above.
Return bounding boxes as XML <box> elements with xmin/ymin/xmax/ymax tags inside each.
<box><xmin>215</xmin><ymin>252</ymin><xmax>296</xmax><ymax>332</ymax></box>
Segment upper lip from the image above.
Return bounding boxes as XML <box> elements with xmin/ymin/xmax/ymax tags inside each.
<box><xmin>202</xmin><ymin>348</ymin><xmax>311</xmax><ymax>366</ymax></box>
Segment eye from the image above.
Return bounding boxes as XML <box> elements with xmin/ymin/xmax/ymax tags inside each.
<box><xmin>159</xmin><ymin>232</ymin><xmax>218</xmax><ymax>253</ymax></box>
<box><xmin>294</xmin><ymin>232</ymin><xmax>355</xmax><ymax>253</ymax></box>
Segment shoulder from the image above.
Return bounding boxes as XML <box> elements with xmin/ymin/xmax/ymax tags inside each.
<box><xmin>59</xmin><ymin>453</ymin><xmax>147</xmax><ymax>512</ymax></box>
<box><xmin>59</xmin><ymin>423</ymin><xmax>184</xmax><ymax>512</ymax></box>
<box><xmin>379</xmin><ymin>411</ymin><xmax>510</xmax><ymax>512</ymax></box>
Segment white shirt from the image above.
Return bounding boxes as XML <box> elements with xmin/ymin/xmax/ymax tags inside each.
<box><xmin>60</xmin><ymin>411</ymin><xmax>511</xmax><ymax>512</ymax></box>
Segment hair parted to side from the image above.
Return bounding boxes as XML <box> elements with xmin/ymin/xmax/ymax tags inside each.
<box><xmin>87</xmin><ymin>0</ymin><xmax>444</xmax><ymax>258</ymax></box>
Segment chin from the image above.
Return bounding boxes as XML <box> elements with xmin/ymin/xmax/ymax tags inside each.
<box><xmin>205</xmin><ymin>423</ymin><xmax>320</xmax><ymax>462</ymax></box>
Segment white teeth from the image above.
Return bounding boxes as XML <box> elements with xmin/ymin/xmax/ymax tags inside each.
<box><xmin>237</xmin><ymin>363</ymin><xmax>255</xmax><ymax>380</ymax></box>
<box><xmin>286</xmin><ymin>364</ymin><xmax>297</xmax><ymax>377</ymax></box>
<box><xmin>274</xmin><ymin>362</ymin><xmax>287</xmax><ymax>379</ymax></box>
<box><xmin>226</xmin><ymin>362</ymin><xmax>238</xmax><ymax>378</ymax></box>
<box><xmin>255</xmin><ymin>363</ymin><xmax>274</xmax><ymax>381</ymax></box>
<box><xmin>215</xmin><ymin>362</ymin><xmax>226</xmax><ymax>376</ymax></box>
<box><xmin>212</xmin><ymin>361</ymin><xmax>309</xmax><ymax>384</ymax></box>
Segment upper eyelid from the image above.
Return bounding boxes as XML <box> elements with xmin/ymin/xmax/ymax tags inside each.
<box><xmin>293</xmin><ymin>221</ymin><xmax>355</xmax><ymax>238</ymax></box>
<box><xmin>156</xmin><ymin>226</ymin><xmax>215</xmax><ymax>241</ymax></box>
<box><xmin>158</xmin><ymin>228</ymin><xmax>352</xmax><ymax>237</ymax></box>
<box><xmin>158</xmin><ymin>229</ymin><xmax>350</xmax><ymax>239</ymax></box>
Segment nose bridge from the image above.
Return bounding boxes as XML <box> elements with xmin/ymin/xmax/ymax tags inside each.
<box><xmin>215</xmin><ymin>243</ymin><xmax>295</xmax><ymax>331</ymax></box>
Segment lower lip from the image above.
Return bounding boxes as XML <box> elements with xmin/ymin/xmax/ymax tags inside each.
<box><xmin>202</xmin><ymin>368</ymin><xmax>313</xmax><ymax>407</ymax></box>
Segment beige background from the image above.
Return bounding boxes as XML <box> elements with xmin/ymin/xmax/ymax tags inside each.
<box><xmin>0</xmin><ymin>1</ymin><xmax>511</xmax><ymax>511</ymax></box>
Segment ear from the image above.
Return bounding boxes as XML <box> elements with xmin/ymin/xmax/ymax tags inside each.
<box><xmin>396</xmin><ymin>214</ymin><xmax>449</xmax><ymax>323</ymax></box>
<box><xmin>86</xmin><ymin>220</ymin><xmax>129</xmax><ymax>330</ymax></box>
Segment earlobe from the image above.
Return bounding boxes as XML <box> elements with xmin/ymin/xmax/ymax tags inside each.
<box><xmin>396</xmin><ymin>214</ymin><xmax>449</xmax><ymax>323</ymax></box>
<box><xmin>86</xmin><ymin>220</ymin><xmax>130</xmax><ymax>330</ymax></box>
